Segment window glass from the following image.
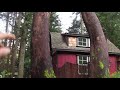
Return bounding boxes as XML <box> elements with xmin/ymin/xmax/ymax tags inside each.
<box><xmin>77</xmin><ymin>37</ymin><xmax>87</xmax><ymax>47</ymax></box>
<box><xmin>83</xmin><ymin>43</ymin><xmax>86</xmax><ymax>46</ymax></box>
<box><xmin>79</xmin><ymin>61</ymin><xmax>82</xmax><ymax>64</ymax></box>
<box><xmin>83</xmin><ymin>56</ymin><xmax>87</xmax><ymax>60</ymax></box>
<box><xmin>79</xmin><ymin>56</ymin><xmax>82</xmax><ymax>60</ymax></box>
<box><xmin>79</xmin><ymin>42</ymin><xmax>82</xmax><ymax>45</ymax></box>
<box><xmin>83</xmin><ymin>61</ymin><xmax>87</xmax><ymax>64</ymax></box>
<box><xmin>83</xmin><ymin>38</ymin><xmax>86</xmax><ymax>42</ymax></box>
<box><xmin>79</xmin><ymin>38</ymin><xmax>82</xmax><ymax>41</ymax></box>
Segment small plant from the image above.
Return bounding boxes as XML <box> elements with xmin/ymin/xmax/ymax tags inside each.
<box><xmin>104</xmin><ymin>69</ymin><xmax>110</xmax><ymax>78</ymax></box>
<box><xmin>0</xmin><ymin>70</ymin><xmax>12</xmax><ymax>78</ymax></box>
<box><xmin>44</xmin><ymin>68</ymin><xmax>56</xmax><ymax>78</ymax></box>
<box><xmin>99</xmin><ymin>61</ymin><xmax>104</xmax><ymax>69</ymax></box>
<box><xmin>110</xmin><ymin>72</ymin><xmax>120</xmax><ymax>78</ymax></box>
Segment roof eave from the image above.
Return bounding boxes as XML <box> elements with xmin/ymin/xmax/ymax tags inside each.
<box><xmin>52</xmin><ymin>48</ymin><xmax>120</xmax><ymax>56</ymax></box>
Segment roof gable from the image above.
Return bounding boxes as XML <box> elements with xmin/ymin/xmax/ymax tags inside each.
<box><xmin>50</xmin><ymin>32</ymin><xmax>120</xmax><ymax>54</ymax></box>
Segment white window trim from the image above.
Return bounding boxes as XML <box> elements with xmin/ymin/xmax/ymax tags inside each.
<box><xmin>77</xmin><ymin>37</ymin><xmax>89</xmax><ymax>47</ymax></box>
<box><xmin>77</xmin><ymin>55</ymin><xmax>90</xmax><ymax>75</ymax></box>
<box><xmin>77</xmin><ymin>55</ymin><xmax>89</xmax><ymax>66</ymax></box>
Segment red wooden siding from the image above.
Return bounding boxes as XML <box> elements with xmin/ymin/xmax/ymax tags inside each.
<box><xmin>52</xmin><ymin>53</ymin><xmax>89</xmax><ymax>78</ymax></box>
<box><xmin>117</xmin><ymin>61</ymin><xmax>120</xmax><ymax>70</ymax></box>
<box><xmin>52</xmin><ymin>53</ymin><xmax>78</xmax><ymax>78</ymax></box>
<box><xmin>57</xmin><ymin>62</ymin><xmax>79</xmax><ymax>78</ymax></box>
<box><xmin>57</xmin><ymin>54</ymin><xmax>77</xmax><ymax>68</ymax></box>
<box><xmin>52</xmin><ymin>54</ymin><xmax>58</xmax><ymax>76</ymax></box>
<box><xmin>109</xmin><ymin>56</ymin><xmax>117</xmax><ymax>74</ymax></box>
<box><xmin>52</xmin><ymin>53</ymin><xmax>118</xmax><ymax>78</ymax></box>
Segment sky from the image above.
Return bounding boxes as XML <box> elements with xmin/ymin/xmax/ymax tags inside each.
<box><xmin>0</xmin><ymin>12</ymin><xmax>75</xmax><ymax>33</ymax></box>
<box><xmin>57</xmin><ymin>12</ymin><xmax>75</xmax><ymax>33</ymax></box>
<box><xmin>0</xmin><ymin>19</ymin><xmax>6</xmax><ymax>33</ymax></box>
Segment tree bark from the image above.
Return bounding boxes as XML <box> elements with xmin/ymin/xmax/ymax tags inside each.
<box><xmin>4</xmin><ymin>12</ymin><xmax>10</xmax><ymax>47</ymax></box>
<box><xmin>7</xmin><ymin>12</ymin><xmax>15</xmax><ymax>71</ymax></box>
<box><xmin>18</xmin><ymin>31</ymin><xmax>26</xmax><ymax>78</ymax></box>
<box><xmin>18</xmin><ymin>12</ymin><xmax>28</xmax><ymax>78</ymax></box>
<box><xmin>11</xmin><ymin>12</ymin><xmax>22</xmax><ymax>77</ymax></box>
<box><xmin>81</xmin><ymin>12</ymin><xmax>109</xmax><ymax>78</ymax></box>
<box><xmin>31</xmin><ymin>12</ymin><xmax>54</xmax><ymax>78</ymax></box>
<box><xmin>80</xmin><ymin>13</ymin><xmax>84</xmax><ymax>34</ymax></box>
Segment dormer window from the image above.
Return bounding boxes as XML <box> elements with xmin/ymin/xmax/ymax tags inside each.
<box><xmin>78</xmin><ymin>38</ymin><xmax>87</xmax><ymax>46</ymax></box>
<box><xmin>77</xmin><ymin>37</ymin><xmax>90</xmax><ymax>47</ymax></box>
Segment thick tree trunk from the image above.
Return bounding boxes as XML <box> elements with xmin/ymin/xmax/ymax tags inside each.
<box><xmin>31</xmin><ymin>12</ymin><xmax>54</xmax><ymax>78</ymax></box>
<box><xmin>81</xmin><ymin>12</ymin><xmax>109</xmax><ymax>78</ymax></box>
<box><xmin>11</xmin><ymin>12</ymin><xmax>22</xmax><ymax>77</ymax></box>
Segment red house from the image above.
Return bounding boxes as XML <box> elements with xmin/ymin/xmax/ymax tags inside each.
<box><xmin>50</xmin><ymin>32</ymin><xmax>120</xmax><ymax>78</ymax></box>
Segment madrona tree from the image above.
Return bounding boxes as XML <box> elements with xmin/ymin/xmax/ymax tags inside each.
<box><xmin>31</xmin><ymin>12</ymin><xmax>55</xmax><ymax>78</ymax></box>
<box><xmin>81</xmin><ymin>12</ymin><xmax>109</xmax><ymax>78</ymax></box>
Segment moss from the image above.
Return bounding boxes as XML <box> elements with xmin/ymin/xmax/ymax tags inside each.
<box><xmin>95</xmin><ymin>57</ymin><xmax>97</xmax><ymax>60</ymax></box>
<box><xmin>104</xmin><ymin>69</ymin><xmax>110</xmax><ymax>78</ymax></box>
<box><xmin>97</xmin><ymin>48</ymin><xmax>101</xmax><ymax>52</ymax></box>
<box><xmin>91</xmin><ymin>52</ymin><xmax>95</xmax><ymax>57</ymax></box>
<box><xmin>44</xmin><ymin>68</ymin><xmax>56</xmax><ymax>78</ymax></box>
<box><xmin>91</xmin><ymin>52</ymin><xmax>95</xmax><ymax>60</ymax></box>
<box><xmin>99</xmin><ymin>61</ymin><xmax>104</xmax><ymax>69</ymax></box>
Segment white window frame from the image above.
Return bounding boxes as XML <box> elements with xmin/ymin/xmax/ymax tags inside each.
<box><xmin>77</xmin><ymin>37</ymin><xmax>87</xmax><ymax>47</ymax></box>
<box><xmin>77</xmin><ymin>55</ymin><xmax>90</xmax><ymax>75</ymax></box>
<box><xmin>77</xmin><ymin>55</ymin><xmax>89</xmax><ymax>66</ymax></box>
<box><xmin>77</xmin><ymin>37</ymin><xmax>90</xmax><ymax>47</ymax></box>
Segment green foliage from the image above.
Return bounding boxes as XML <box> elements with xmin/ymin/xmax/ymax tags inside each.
<box><xmin>99</xmin><ymin>61</ymin><xmax>104</xmax><ymax>69</ymax></box>
<box><xmin>97</xmin><ymin>48</ymin><xmax>101</xmax><ymax>52</ymax></box>
<box><xmin>104</xmin><ymin>69</ymin><xmax>110</xmax><ymax>78</ymax></box>
<box><xmin>44</xmin><ymin>68</ymin><xmax>56</xmax><ymax>78</ymax></box>
<box><xmin>67</xmin><ymin>15</ymin><xmax>80</xmax><ymax>34</ymax></box>
<box><xmin>96</xmin><ymin>12</ymin><xmax>120</xmax><ymax>49</ymax></box>
<box><xmin>21</xmin><ymin>12</ymin><xmax>33</xmax><ymax>78</ymax></box>
<box><xmin>102</xmin><ymin>70</ymin><xmax>120</xmax><ymax>78</ymax></box>
<box><xmin>110</xmin><ymin>72</ymin><xmax>120</xmax><ymax>78</ymax></box>
<box><xmin>0</xmin><ymin>70</ymin><xmax>12</xmax><ymax>78</ymax></box>
<box><xmin>50</xmin><ymin>12</ymin><xmax>62</xmax><ymax>32</ymax></box>
<box><xmin>67</xmin><ymin>12</ymin><xmax>87</xmax><ymax>34</ymax></box>
<box><xmin>103</xmin><ymin>71</ymin><xmax>120</xmax><ymax>78</ymax></box>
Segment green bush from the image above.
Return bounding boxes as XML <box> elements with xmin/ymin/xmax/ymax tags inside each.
<box><xmin>0</xmin><ymin>70</ymin><xmax>12</xmax><ymax>78</ymax></box>
<box><xmin>44</xmin><ymin>68</ymin><xmax>56</xmax><ymax>78</ymax></box>
<box><xmin>110</xmin><ymin>72</ymin><xmax>120</xmax><ymax>78</ymax></box>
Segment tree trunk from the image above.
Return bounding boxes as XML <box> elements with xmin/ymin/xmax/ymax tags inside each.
<box><xmin>31</xmin><ymin>12</ymin><xmax>54</xmax><ymax>78</ymax></box>
<box><xmin>18</xmin><ymin>33</ymin><xmax>26</xmax><ymax>78</ymax></box>
<box><xmin>11</xmin><ymin>12</ymin><xmax>22</xmax><ymax>78</ymax></box>
<box><xmin>18</xmin><ymin>13</ymin><xmax>27</xmax><ymax>78</ymax></box>
<box><xmin>4</xmin><ymin>12</ymin><xmax>10</xmax><ymax>47</ymax></box>
<box><xmin>7</xmin><ymin>12</ymin><xmax>15</xmax><ymax>71</ymax></box>
<box><xmin>81</xmin><ymin>12</ymin><xmax>109</xmax><ymax>78</ymax></box>
<box><xmin>80</xmin><ymin>13</ymin><xmax>84</xmax><ymax>34</ymax></box>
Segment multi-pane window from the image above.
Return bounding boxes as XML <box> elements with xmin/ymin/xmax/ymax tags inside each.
<box><xmin>77</xmin><ymin>55</ymin><xmax>90</xmax><ymax>75</ymax></box>
<box><xmin>77</xmin><ymin>55</ymin><xmax>89</xmax><ymax>65</ymax></box>
<box><xmin>77</xmin><ymin>37</ymin><xmax>90</xmax><ymax>47</ymax></box>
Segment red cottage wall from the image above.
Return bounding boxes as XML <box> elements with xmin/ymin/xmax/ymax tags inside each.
<box><xmin>57</xmin><ymin>54</ymin><xmax>77</xmax><ymax>68</ymax></box>
<box><xmin>53</xmin><ymin>53</ymin><xmax>89</xmax><ymax>78</ymax></box>
<box><xmin>52</xmin><ymin>53</ymin><xmax>80</xmax><ymax>78</ymax></box>
<box><xmin>109</xmin><ymin>55</ymin><xmax>117</xmax><ymax>74</ymax></box>
<box><xmin>52</xmin><ymin>53</ymin><xmax>118</xmax><ymax>77</ymax></box>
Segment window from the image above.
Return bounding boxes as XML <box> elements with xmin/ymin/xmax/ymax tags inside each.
<box><xmin>77</xmin><ymin>37</ymin><xmax>90</xmax><ymax>47</ymax></box>
<box><xmin>77</xmin><ymin>55</ymin><xmax>89</xmax><ymax>65</ymax></box>
<box><xmin>77</xmin><ymin>55</ymin><xmax>90</xmax><ymax>75</ymax></box>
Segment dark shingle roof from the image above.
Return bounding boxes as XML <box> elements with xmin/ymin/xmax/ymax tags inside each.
<box><xmin>50</xmin><ymin>32</ymin><xmax>120</xmax><ymax>54</ymax></box>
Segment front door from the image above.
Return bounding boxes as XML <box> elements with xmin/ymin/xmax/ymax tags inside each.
<box><xmin>77</xmin><ymin>55</ymin><xmax>90</xmax><ymax>78</ymax></box>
